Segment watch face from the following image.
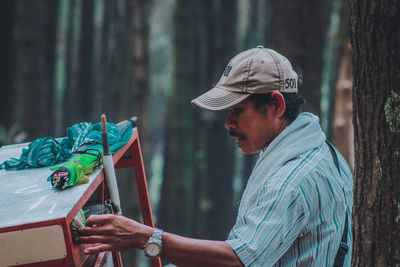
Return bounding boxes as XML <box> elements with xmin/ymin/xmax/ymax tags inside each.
<box><xmin>145</xmin><ymin>242</ymin><xmax>161</xmax><ymax>257</ymax></box>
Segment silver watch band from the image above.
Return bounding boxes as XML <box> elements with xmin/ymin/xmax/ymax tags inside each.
<box><xmin>144</xmin><ymin>228</ymin><xmax>164</xmax><ymax>258</ymax></box>
<box><xmin>152</xmin><ymin>228</ymin><xmax>163</xmax><ymax>242</ymax></box>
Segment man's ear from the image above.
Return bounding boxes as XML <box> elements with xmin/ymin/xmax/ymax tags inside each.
<box><xmin>269</xmin><ymin>91</ymin><xmax>286</xmax><ymax>118</ymax></box>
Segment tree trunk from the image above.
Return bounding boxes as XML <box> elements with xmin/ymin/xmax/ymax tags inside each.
<box><xmin>118</xmin><ymin>0</ymin><xmax>153</xmax><ymax>265</ymax></box>
<box><xmin>268</xmin><ymin>0</ymin><xmax>332</xmax><ymax>116</ymax></box>
<box><xmin>64</xmin><ymin>0</ymin><xmax>83</xmax><ymax>127</ymax></box>
<box><xmin>190</xmin><ymin>0</ymin><xmax>211</xmax><ymax>238</ymax></box>
<box><xmin>333</xmin><ymin>39</ymin><xmax>354</xmax><ymax>171</ymax></box>
<box><xmin>158</xmin><ymin>0</ymin><xmax>238</xmax><ymax>240</ymax></box>
<box><xmin>200</xmin><ymin>0</ymin><xmax>237</xmax><ymax>240</ymax></box>
<box><xmin>90</xmin><ymin>0</ymin><xmax>120</xmax><ymax>122</ymax></box>
<box><xmin>0</xmin><ymin>0</ymin><xmax>16</xmax><ymax>136</ymax></box>
<box><xmin>75</xmin><ymin>0</ymin><xmax>94</xmax><ymax>122</ymax></box>
<box><xmin>128</xmin><ymin>0</ymin><xmax>153</xmax><ymax>180</ymax></box>
<box><xmin>14</xmin><ymin>0</ymin><xmax>58</xmax><ymax>140</ymax></box>
<box><xmin>53</xmin><ymin>0</ymin><xmax>71</xmax><ymax>136</ymax></box>
<box><xmin>243</xmin><ymin>0</ymin><xmax>268</xmax><ymax>50</ymax></box>
<box><xmin>158</xmin><ymin>0</ymin><xmax>198</xmax><ymax>237</ymax></box>
<box><xmin>320</xmin><ymin>0</ymin><xmax>350</xmax><ymax>139</ymax></box>
<box><xmin>240</xmin><ymin>0</ymin><xmax>268</xmax><ymax>196</ymax></box>
<box><xmin>130</xmin><ymin>0</ymin><xmax>150</xmax><ymax>128</ymax></box>
<box><xmin>350</xmin><ymin>0</ymin><xmax>400</xmax><ymax>265</ymax></box>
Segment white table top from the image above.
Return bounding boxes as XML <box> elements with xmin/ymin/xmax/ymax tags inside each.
<box><xmin>0</xmin><ymin>143</ymin><xmax>102</xmax><ymax>229</ymax></box>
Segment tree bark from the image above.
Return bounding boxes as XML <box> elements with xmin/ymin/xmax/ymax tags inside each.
<box><xmin>350</xmin><ymin>0</ymin><xmax>400</xmax><ymax>265</ymax></box>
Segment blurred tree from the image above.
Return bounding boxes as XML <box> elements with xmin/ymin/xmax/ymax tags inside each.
<box><xmin>0</xmin><ymin>0</ymin><xmax>15</xmax><ymax>136</ymax></box>
<box><xmin>120</xmin><ymin>0</ymin><xmax>153</xmax><ymax>265</ymax></box>
<box><xmin>53</xmin><ymin>0</ymin><xmax>70</xmax><ymax>136</ymax></box>
<box><xmin>89</xmin><ymin>0</ymin><xmax>121</xmax><ymax>122</ymax></box>
<box><xmin>333</xmin><ymin>39</ymin><xmax>354</xmax><ymax>170</ymax></box>
<box><xmin>268</xmin><ymin>0</ymin><xmax>332</xmax><ymax>116</ymax></box>
<box><xmin>1</xmin><ymin>1</ymin><xmax>150</xmax><ymax>266</ymax></box>
<box><xmin>239</xmin><ymin>0</ymin><xmax>269</xmax><ymax>192</ymax></box>
<box><xmin>146</xmin><ymin>0</ymin><xmax>174</xmax><ymax>213</ymax></box>
<box><xmin>191</xmin><ymin>0</ymin><xmax>212</xmax><ymax>238</ymax></box>
<box><xmin>62</xmin><ymin>0</ymin><xmax>128</xmax><ymax>128</ymax></box>
<box><xmin>7</xmin><ymin>0</ymin><xmax>130</xmax><ymax>139</ymax></box>
<box><xmin>158</xmin><ymin>0</ymin><xmax>238</xmax><ymax>242</ymax></box>
<box><xmin>158</xmin><ymin>0</ymin><xmax>199</xmax><ymax>237</ymax></box>
<box><xmin>13</xmin><ymin>0</ymin><xmax>58</xmax><ymax>140</ymax></box>
<box><xmin>320</xmin><ymin>0</ymin><xmax>350</xmax><ymax>139</ymax></box>
<box><xmin>350</xmin><ymin>0</ymin><xmax>400</xmax><ymax>265</ymax></box>
<box><xmin>63</xmin><ymin>0</ymin><xmax>90</xmax><ymax>127</ymax></box>
<box><xmin>130</xmin><ymin>0</ymin><xmax>151</xmax><ymax>128</ymax></box>
<box><xmin>126</xmin><ymin>0</ymin><xmax>153</xmax><ymax>182</ymax></box>
<box><xmin>197</xmin><ymin>0</ymin><xmax>237</xmax><ymax>240</ymax></box>
<box><xmin>243</xmin><ymin>0</ymin><xmax>268</xmax><ymax>50</ymax></box>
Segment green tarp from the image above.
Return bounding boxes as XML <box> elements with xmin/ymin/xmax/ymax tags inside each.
<box><xmin>0</xmin><ymin>120</ymin><xmax>133</xmax><ymax>190</ymax></box>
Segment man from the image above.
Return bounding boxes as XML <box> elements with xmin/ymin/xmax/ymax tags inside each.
<box><xmin>77</xmin><ymin>46</ymin><xmax>353</xmax><ymax>266</ymax></box>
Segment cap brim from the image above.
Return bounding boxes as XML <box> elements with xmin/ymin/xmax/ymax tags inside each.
<box><xmin>191</xmin><ymin>87</ymin><xmax>250</xmax><ymax>111</ymax></box>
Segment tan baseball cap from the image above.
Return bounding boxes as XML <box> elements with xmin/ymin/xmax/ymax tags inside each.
<box><xmin>191</xmin><ymin>45</ymin><xmax>298</xmax><ymax>111</ymax></box>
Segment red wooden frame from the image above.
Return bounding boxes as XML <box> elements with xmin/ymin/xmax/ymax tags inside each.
<box><xmin>114</xmin><ymin>128</ymin><xmax>162</xmax><ymax>267</ymax></box>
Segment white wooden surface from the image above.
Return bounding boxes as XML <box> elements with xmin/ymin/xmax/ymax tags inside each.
<box><xmin>0</xmin><ymin>144</ymin><xmax>101</xmax><ymax>229</ymax></box>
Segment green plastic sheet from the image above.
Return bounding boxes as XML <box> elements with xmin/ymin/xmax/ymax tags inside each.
<box><xmin>0</xmin><ymin>119</ymin><xmax>134</xmax><ymax>190</ymax></box>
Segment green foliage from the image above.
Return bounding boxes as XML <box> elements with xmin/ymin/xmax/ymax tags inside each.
<box><xmin>384</xmin><ymin>90</ymin><xmax>400</xmax><ymax>134</ymax></box>
<box><xmin>396</xmin><ymin>202</ymin><xmax>400</xmax><ymax>223</ymax></box>
<box><xmin>376</xmin><ymin>159</ymin><xmax>382</xmax><ymax>181</ymax></box>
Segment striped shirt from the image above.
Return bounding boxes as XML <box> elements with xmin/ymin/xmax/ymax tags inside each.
<box><xmin>226</xmin><ymin>113</ymin><xmax>353</xmax><ymax>266</ymax></box>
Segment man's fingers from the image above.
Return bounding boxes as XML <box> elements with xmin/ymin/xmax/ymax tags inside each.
<box><xmin>75</xmin><ymin>235</ymin><xmax>115</xmax><ymax>244</ymax></box>
<box><xmin>79</xmin><ymin>225</ymin><xmax>109</xmax><ymax>236</ymax></box>
<box><xmin>84</xmin><ymin>244</ymin><xmax>112</xmax><ymax>255</ymax></box>
<box><xmin>85</xmin><ymin>214</ymin><xmax>113</xmax><ymax>226</ymax></box>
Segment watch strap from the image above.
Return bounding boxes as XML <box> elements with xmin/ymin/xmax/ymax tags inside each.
<box><xmin>144</xmin><ymin>228</ymin><xmax>163</xmax><ymax>258</ymax></box>
<box><xmin>151</xmin><ymin>228</ymin><xmax>163</xmax><ymax>244</ymax></box>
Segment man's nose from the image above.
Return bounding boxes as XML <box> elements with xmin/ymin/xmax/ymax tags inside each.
<box><xmin>225</xmin><ymin>112</ymin><xmax>236</xmax><ymax>130</ymax></box>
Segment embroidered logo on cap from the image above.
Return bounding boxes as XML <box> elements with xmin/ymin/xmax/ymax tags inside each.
<box><xmin>285</xmin><ymin>78</ymin><xmax>297</xmax><ymax>89</ymax></box>
<box><xmin>223</xmin><ymin>65</ymin><xmax>232</xmax><ymax>77</ymax></box>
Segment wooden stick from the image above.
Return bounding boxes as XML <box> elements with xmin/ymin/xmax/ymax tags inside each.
<box><xmin>101</xmin><ymin>114</ymin><xmax>122</xmax><ymax>214</ymax></box>
<box><xmin>101</xmin><ymin>114</ymin><xmax>110</xmax><ymax>156</ymax></box>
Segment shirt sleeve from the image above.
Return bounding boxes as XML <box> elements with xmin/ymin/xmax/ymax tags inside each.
<box><xmin>226</xmin><ymin>180</ymin><xmax>310</xmax><ymax>266</ymax></box>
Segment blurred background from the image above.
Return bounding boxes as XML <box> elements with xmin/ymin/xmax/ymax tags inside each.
<box><xmin>0</xmin><ymin>0</ymin><xmax>354</xmax><ymax>266</ymax></box>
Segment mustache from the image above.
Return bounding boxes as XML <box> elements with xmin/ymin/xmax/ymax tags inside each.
<box><xmin>228</xmin><ymin>129</ymin><xmax>244</xmax><ymax>139</ymax></box>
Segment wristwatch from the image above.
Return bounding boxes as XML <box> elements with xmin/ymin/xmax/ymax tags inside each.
<box><xmin>144</xmin><ymin>228</ymin><xmax>163</xmax><ymax>258</ymax></box>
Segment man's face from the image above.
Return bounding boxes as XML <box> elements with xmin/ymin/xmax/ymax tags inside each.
<box><xmin>225</xmin><ymin>99</ymin><xmax>285</xmax><ymax>155</ymax></box>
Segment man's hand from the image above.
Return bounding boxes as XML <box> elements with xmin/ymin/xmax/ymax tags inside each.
<box><xmin>76</xmin><ymin>214</ymin><xmax>244</xmax><ymax>266</ymax></box>
<box><xmin>75</xmin><ymin>214</ymin><xmax>153</xmax><ymax>254</ymax></box>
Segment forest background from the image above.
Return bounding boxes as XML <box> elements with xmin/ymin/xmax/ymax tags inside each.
<box><xmin>0</xmin><ymin>0</ymin><xmax>398</xmax><ymax>266</ymax></box>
